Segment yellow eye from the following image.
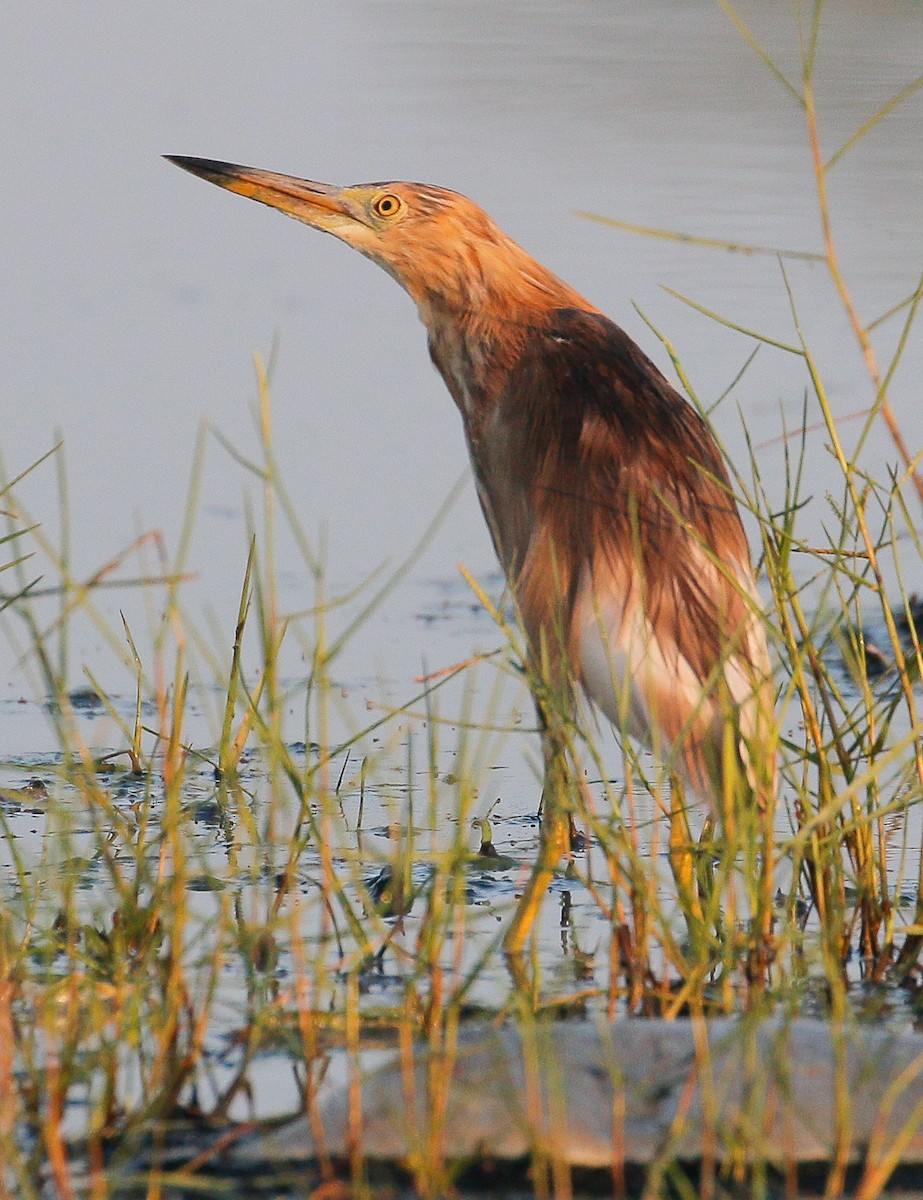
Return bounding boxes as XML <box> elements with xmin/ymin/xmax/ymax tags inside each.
<box><xmin>372</xmin><ymin>193</ymin><xmax>402</xmax><ymax>218</ymax></box>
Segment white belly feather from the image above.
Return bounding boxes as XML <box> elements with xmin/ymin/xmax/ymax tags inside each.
<box><xmin>571</xmin><ymin>553</ymin><xmax>771</xmax><ymax>803</ymax></box>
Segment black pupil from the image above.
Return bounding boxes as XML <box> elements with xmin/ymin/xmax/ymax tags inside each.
<box><xmin>380</xmin><ymin>198</ymin><xmax>394</xmax><ymax>212</ymax></box>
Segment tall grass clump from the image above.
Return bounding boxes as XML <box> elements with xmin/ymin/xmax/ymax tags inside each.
<box><xmin>0</xmin><ymin>3</ymin><xmax>921</xmax><ymax>1196</ymax></box>
<box><xmin>583</xmin><ymin>2</ymin><xmax>922</xmax><ymax>1006</ymax></box>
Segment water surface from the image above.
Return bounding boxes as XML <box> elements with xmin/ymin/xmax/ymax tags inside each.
<box><xmin>3</xmin><ymin>2</ymin><xmax>920</xmax><ymax>734</ymax></box>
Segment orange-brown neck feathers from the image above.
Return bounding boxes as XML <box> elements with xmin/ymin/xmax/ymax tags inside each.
<box><xmin>374</xmin><ymin>192</ymin><xmax>594</xmax><ymax>330</ymax></box>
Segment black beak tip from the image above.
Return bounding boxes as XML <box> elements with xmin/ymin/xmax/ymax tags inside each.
<box><xmin>165</xmin><ymin>155</ymin><xmax>241</xmax><ymax>183</ymax></box>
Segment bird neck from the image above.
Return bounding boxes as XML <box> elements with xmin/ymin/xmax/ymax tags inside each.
<box><xmin>417</xmin><ymin>242</ymin><xmax>596</xmax><ymax>423</ymax></box>
<box><xmin>423</xmin><ymin>305</ymin><xmax>515</xmax><ymax>427</ymax></box>
<box><xmin>426</xmin><ymin>250</ymin><xmax>590</xmax><ymax>332</ymax></box>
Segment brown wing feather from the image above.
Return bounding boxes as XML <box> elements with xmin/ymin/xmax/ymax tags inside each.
<box><xmin>471</xmin><ymin>307</ymin><xmax>771</xmax><ymax>802</ymax></box>
<box><xmin>494</xmin><ymin>310</ymin><xmax>746</xmax><ymax>638</ymax></box>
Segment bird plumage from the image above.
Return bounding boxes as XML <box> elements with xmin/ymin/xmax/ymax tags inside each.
<box><xmin>451</xmin><ymin>304</ymin><xmax>773</xmax><ymax>804</ymax></box>
<box><xmin>167</xmin><ymin>157</ymin><xmax>777</xmax><ymax>951</ymax></box>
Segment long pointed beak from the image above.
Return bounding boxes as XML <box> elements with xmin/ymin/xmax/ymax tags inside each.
<box><xmin>165</xmin><ymin>156</ymin><xmax>358</xmax><ymax>231</ymax></box>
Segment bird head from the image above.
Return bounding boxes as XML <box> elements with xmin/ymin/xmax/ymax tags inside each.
<box><xmin>167</xmin><ymin>157</ymin><xmax>582</xmax><ymax>326</ymax></box>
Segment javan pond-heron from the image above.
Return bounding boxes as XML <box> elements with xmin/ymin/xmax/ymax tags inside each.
<box><xmin>167</xmin><ymin>157</ymin><xmax>777</xmax><ymax>957</ymax></box>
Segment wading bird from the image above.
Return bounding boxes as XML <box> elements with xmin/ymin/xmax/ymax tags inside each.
<box><xmin>167</xmin><ymin>157</ymin><xmax>776</xmax><ymax>957</ymax></box>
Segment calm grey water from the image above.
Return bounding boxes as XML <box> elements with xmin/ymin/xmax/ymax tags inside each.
<box><xmin>3</xmin><ymin>1</ymin><xmax>921</xmax><ymax>738</ymax></box>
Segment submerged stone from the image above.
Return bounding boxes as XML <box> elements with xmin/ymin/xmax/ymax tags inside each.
<box><xmin>228</xmin><ymin>1017</ymin><xmax>923</xmax><ymax>1172</ymax></box>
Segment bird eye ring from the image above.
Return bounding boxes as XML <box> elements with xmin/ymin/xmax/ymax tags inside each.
<box><xmin>372</xmin><ymin>193</ymin><xmax>402</xmax><ymax>218</ymax></box>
